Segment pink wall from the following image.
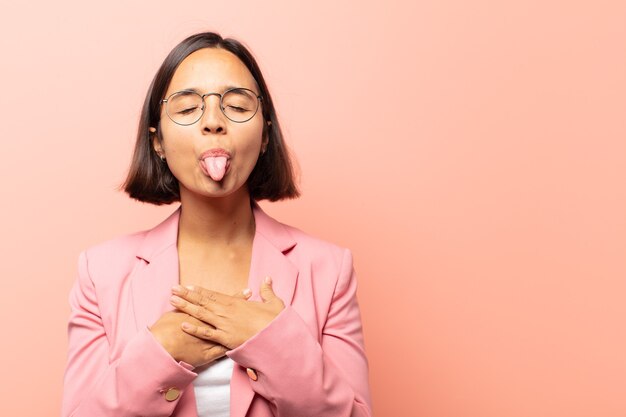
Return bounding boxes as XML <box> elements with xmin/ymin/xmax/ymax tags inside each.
<box><xmin>1</xmin><ymin>1</ymin><xmax>624</xmax><ymax>416</ymax></box>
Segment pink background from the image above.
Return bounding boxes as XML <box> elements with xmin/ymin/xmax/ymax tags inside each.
<box><xmin>1</xmin><ymin>1</ymin><xmax>625</xmax><ymax>416</ymax></box>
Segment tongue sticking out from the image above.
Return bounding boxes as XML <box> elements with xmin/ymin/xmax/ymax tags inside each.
<box><xmin>203</xmin><ymin>156</ymin><xmax>228</xmax><ymax>181</ymax></box>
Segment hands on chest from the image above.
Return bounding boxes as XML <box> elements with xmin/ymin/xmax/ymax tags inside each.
<box><xmin>148</xmin><ymin>276</ymin><xmax>285</xmax><ymax>368</ymax></box>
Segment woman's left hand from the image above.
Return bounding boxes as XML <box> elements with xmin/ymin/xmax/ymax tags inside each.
<box><xmin>169</xmin><ymin>276</ymin><xmax>285</xmax><ymax>350</ymax></box>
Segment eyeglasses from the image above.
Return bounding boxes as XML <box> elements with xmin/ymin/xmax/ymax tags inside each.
<box><xmin>160</xmin><ymin>87</ymin><xmax>262</xmax><ymax>125</ymax></box>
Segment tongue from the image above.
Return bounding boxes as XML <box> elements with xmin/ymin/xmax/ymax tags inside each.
<box><xmin>203</xmin><ymin>156</ymin><xmax>228</xmax><ymax>181</ymax></box>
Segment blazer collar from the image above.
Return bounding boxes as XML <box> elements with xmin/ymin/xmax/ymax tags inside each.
<box><xmin>136</xmin><ymin>200</ymin><xmax>297</xmax><ymax>263</ymax></box>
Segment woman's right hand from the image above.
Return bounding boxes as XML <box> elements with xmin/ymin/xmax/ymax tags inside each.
<box><xmin>149</xmin><ymin>288</ymin><xmax>250</xmax><ymax>368</ymax></box>
<box><xmin>149</xmin><ymin>310</ymin><xmax>226</xmax><ymax>368</ymax></box>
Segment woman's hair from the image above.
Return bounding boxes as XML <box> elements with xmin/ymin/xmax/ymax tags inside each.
<box><xmin>118</xmin><ymin>31</ymin><xmax>300</xmax><ymax>204</ymax></box>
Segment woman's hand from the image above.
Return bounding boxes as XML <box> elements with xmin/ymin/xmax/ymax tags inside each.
<box><xmin>148</xmin><ymin>289</ymin><xmax>251</xmax><ymax>368</ymax></box>
<box><xmin>169</xmin><ymin>276</ymin><xmax>285</xmax><ymax>350</ymax></box>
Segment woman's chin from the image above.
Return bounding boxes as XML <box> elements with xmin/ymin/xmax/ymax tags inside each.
<box><xmin>199</xmin><ymin>178</ymin><xmax>248</xmax><ymax>199</ymax></box>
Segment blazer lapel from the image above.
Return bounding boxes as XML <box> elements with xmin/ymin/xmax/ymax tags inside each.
<box><xmin>230</xmin><ymin>202</ymin><xmax>299</xmax><ymax>417</ymax></box>
<box><xmin>130</xmin><ymin>200</ymin><xmax>299</xmax><ymax>417</ymax></box>
<box><xmin>244</xmin><ymin>200</ymin><xmax>299</xmax><ymax>305</ymax></box>
<box><xmin>131</xmin><ymin>207</ymin><xmax>181</xmax><ymax>332</ymax></box>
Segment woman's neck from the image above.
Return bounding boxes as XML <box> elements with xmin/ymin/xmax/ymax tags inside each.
<box><xmin>177</xmin><ymin>187</ymin><xmax>255</xmax><ymax>247</ymax></box>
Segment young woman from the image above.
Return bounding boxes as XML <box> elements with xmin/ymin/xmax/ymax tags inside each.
<box><xmin>62</xmin><ymin>31</ymin><xmax>372</xmax><ymax>417</ymax></box>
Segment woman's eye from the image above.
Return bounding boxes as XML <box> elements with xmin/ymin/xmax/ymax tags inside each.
<box><xmin>226</xmin><ymin>105</ymin><xmax>248</xmax><ymax>112</ymax></box>
<box><xmin>178</xmin><ymin>106</ymin><xmax>198</xmax><ymax>114</ymax></box>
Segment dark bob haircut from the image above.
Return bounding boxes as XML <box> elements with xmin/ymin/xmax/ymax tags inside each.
<box><xmin>119</xmin><ymin>31</ymin><xmax>300</xmax><ymax>205</ymax></box>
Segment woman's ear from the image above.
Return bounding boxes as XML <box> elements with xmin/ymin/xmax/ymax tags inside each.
<box><xmin>149</xmin><ymin>127</ymin><xmax>163</xmax><ymax>156</ymax></box>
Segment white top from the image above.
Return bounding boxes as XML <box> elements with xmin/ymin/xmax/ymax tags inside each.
<box><xmin>193</xmin><ymin>356</ymin><xmax>234</xmax><ymax>417</ymax></box>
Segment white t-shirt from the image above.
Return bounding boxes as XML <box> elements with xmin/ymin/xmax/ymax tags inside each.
<box><xmin>193</xmin><ymin>356</ymin><xmax>234</xmax><ymax>417</ymax></box>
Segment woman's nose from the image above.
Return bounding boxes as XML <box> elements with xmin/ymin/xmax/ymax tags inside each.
<box><xmin>200</xmin><ymin>94</ymin><xmax>226</xmax><ymax>133</ymax></box>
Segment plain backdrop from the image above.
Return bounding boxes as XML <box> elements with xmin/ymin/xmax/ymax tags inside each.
<box><xmin>0</xmin><ymin>1</ymin><xmax>625</xmax><ymax>416</ymax></box>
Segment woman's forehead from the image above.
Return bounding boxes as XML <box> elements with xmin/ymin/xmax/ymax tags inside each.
<box><xmin>166</xmin><ymin>48</ymin><xmax>258</xmax><ymax>95</ymax></box>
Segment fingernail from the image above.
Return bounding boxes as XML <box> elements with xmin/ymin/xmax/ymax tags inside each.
<box><xmin>264</xmin><ymin>276</ymin><xmax>272</xmax><ymax>285</ymax></box>
<box><xmin>243</xmin><ymin>288</ymin><xmax>252</xmax><ymax>297</ymax></box>
<box><xmin>170</xmin><ymin>295</ymin><xmax>183</xmax><ymax>305</ymax></box>
<box><xmin>182</xmin><ymin>322</ymin><xmax>192</xmax><ymax>330</ymax></box>
<box><xmin>172</xmin><ymin>285</ymin><xmax>184</xmax><ymax>294</ymax></box>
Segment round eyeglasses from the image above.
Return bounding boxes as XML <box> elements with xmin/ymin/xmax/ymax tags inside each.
<box><xmin>160</xmin><ymin>87</ymin><xmax>262</xmax><ymax>125</ymax></box>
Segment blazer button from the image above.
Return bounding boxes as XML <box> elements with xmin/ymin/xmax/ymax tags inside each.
<box><xmin>246</xmin><ymin>367</ymin><xmax>258</xmax><ymax>381</ymax></box>
<box><xmin>164</xmin><ymin>387</ymin><xmax>181</xmax><ymax>401</ymax></box>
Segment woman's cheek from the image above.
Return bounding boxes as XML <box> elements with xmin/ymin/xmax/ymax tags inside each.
<box><xmin>168</xmin><ymin>148</ymin><xmax>193</xmax><ymax>182</ymax></box>
<box><xmin>244</xmin><ymin>139</ymin><xmax>262</xmax><ymax>168</ymax></box>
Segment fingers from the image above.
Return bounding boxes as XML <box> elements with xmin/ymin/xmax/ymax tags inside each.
<box><xmin>233</xmin><ymin>288</ymin><xmax>252</xmax><ymax>300</ymax></box>
<box><xmin>259</xmin><ymin>276</ymin><xmax>277</xmax><ymax>303</ymax></box>
<box><xmin>206</xmin><ymin>344</ymin><xmax>228</xmax><ymax>362</ymax></box>
<box><xmin>172</xmin><ymin>285</ymin><xmax>226</xmax><ymax>307</ymax></box>
<box><xmin>173</xmin><ymin>284</ymin><xmax>252</xmax><ymax>305</ymax></box>
<box><xmin>170</xmin><ymin>295</ymin><xmax>220</xmax><ymax>326</ymax></box>
<box><xmin>182</xmin><ymin>321</ymin><xmax>228</xmax><ymax>346</ymax></box>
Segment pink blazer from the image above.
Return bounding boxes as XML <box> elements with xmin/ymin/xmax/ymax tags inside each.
<box><xmin>62</xmin><ymin>201</ymin><xmax>373</xmax><ymax>417</ymax></box>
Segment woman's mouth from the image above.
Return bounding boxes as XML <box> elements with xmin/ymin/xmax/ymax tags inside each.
<box><xmin>198</xmin><ymin>148</ymin><xmax>232</xmax><ymax>181</ymax></box>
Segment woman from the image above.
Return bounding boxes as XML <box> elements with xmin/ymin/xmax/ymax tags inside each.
<box><xmin>62</xmin><ymin>31</ymin><xmax>372</xmax><ymax>417</ymax></box>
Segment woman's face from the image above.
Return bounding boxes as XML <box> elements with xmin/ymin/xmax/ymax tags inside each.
<box><xmin>152</xmin><ymin>47</ymin><xmax>267</xmax><ymax>200</ymax></box>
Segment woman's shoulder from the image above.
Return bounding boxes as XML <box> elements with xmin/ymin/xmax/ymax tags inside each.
<box><xmin>282</xmin><ymin>221</ymin><xmax>344</xmax><ymax>250</ymax></box>
<box><xmin>81</xmin><ymin>229</ymin><xmax>148</xmax><ymax>258</ymax></box>
<box><xmin>80</xmin><ymin>206</ymin><xmax>179</xmax><ymax>261</ymax></box>
<box><xmin>77</xmin><ymin>228</ymin><xmax>152</xmax><ymax>279</ymax></box>
<box><xmin>275</xmin><ymin>220</ymin><xmax>352</xmax><ymax>269</ymax></box>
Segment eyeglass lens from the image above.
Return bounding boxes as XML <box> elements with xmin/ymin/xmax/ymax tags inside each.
<box><xmin>166</xmin><ymin>89</ymin><xmax>259</xmax><ymax>124</ymax></box>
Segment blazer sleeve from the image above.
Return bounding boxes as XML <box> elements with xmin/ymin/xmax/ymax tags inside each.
<box><xmin>62</xmin><ymin>250</ymin><xmax>198</xmax><ymax>417</ymax></box>
<box><xmin>227</xmin><ymin>247</ymin><xmax>373</xmax><ymax>417</ymax></box>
